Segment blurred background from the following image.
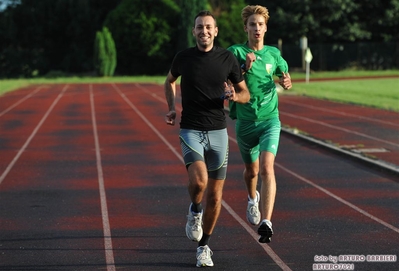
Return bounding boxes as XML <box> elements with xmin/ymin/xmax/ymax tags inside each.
<box><xmin>0</xmin><ymin>0</ymin><xmax>398</xmax><ymax>79</ymax></box>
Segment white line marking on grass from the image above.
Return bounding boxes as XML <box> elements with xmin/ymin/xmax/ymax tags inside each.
<box><xmin>112</xmin><ymin>83</ymin><xmax>292</xmax><ymax>270</ymax></box>
<box><xmin>0</xmin><ymin>86</ymin><xmax>43</xmax><ymax>117</ymax></box>
<box><xmin>89</xmin><ymin>85</ymin><xmax>116</xmax><ymax>271</ymax></box>
<box><xmin>0</xmin><ymin>85</ymin><xmax>68</xmax><ymax>186</ymax></box>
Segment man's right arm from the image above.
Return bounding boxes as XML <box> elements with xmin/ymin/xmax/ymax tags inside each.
<box><xmin>165</xmin><ymin>71</ymin><xmax>177</xmax><ymax>111</ymax></box>
<box><xmin>164</xmin><ymin>71</ymin><xmax>178</xmax><ymax>125</ymax></box>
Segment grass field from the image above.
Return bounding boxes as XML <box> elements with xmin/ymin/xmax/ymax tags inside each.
<box><xmin>1</xmin><ymin>70</ymin><xmax>398</xmax><ymax>111</ymax></box>
<box><xmin>290</xmin><ymin>78</ymin><xmax>399</xmax><ymax>111</ymax></box>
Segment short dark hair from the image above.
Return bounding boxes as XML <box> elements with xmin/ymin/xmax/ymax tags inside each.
<box><xmin>194</xmin><ymin>10</ymin><xmax>217</xmax><ymax>26</ymax></box>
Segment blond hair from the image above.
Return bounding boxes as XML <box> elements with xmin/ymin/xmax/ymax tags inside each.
<box><xmin>241</xmin><ymin>5</ymin><xmax>270</xmax><ymax>25</ymax></box>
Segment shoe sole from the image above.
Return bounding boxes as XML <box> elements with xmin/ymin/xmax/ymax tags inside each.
<box><xmin>196</xmin><ymin>263</ymin><xmax>214</xmax><ymax>267</ymax></box>
<box><xmin>258</xmin><ymin>226</ymin><xmax>273</xmax><ymax>243</ymax></box>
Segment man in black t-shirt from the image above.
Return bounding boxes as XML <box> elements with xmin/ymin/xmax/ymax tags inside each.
<box><xmin>164</xmin><ymin>10</ymin><xmax>250</xmax><ymax>268</ymax></box>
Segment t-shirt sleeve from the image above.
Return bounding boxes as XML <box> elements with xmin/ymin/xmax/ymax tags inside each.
<box><xmin>170</xmin><ymin>54</ymin><xmax>181</xmax><ymax>78</ymax></box>
<box><xmin>274</xmin><ymin>51</ymin><xmax>289</xmax><ymax>77</ymax></box>
<box><xmin>227</xmin><ymin>52</ymin><xmax>244</xmax><ymax>84</ymax></box>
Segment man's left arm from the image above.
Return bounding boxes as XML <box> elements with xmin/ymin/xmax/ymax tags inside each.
<box><xmin>279</xmin><ymin>72</ymin><xmax>292</xmax><ymax>90</ymax></box>
<box><xmin>276</xmin><ymin>56</ymin><xmax>292</xmax><ymax>90</ymax></box>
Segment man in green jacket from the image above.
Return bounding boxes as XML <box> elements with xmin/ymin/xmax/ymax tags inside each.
<box><xmin>228</xmin><ymin>4</ymin><xmax>292</xmax><ymax>243</ymax></box>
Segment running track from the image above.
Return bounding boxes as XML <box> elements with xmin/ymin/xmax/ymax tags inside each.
<box><xmin>0</xmin><ymin>83</ymin><xmax>398</xmax><ymax>270</ymax></box>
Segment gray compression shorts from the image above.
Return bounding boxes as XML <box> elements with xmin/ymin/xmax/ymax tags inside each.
<box><xmin>179</xmin><ymin>128</ymin><xmax>228</xmax><ymax>180</ymax></box>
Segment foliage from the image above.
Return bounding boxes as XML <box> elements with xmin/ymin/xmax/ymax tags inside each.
<box><xmin>214</xmin><ymin>0</ymin><xmax>248</xmax><ymax>48</ymax></box>
<box><xmin>175</xmin><ymin>0</ymin><xmax>208</xmax><ymax>51</ymax></box>
<box><xmin>103</xmin><ymin>0</ymin><xmax>180</xmax><ymax>75</ymax></box>
<box><xmin>355</xmin><ymin>0</ymin><xmax>399</xmax><ymax>42</ymax></box>
<box><xmin>94</xmin><ymin>31</ymin><xmax>106</xmax><ymax>76</ymax></box>
<box><xmin>248</xmin><ymin>0</ymin><xmax>399</xmax><ymax>44</ymax></box>
<box><xmin>94</xmin><ymin>27</ymin><xmax>117</xmax><ymax>77</ymax></box>
<box><xmin>0</xmin><ymin>0</ymin><xmax>121</xmax><ymax>78</ymax></box>
<box><xmin>0</xmin><ymin>0</ymin><xmax>398</xmax><ymax>78</ymax></box>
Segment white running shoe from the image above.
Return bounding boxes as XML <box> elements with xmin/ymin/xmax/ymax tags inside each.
<box><xmin>246</xmin><ymin>191</ymin><xmax>260</xmax><ymax>225</ymax></box>
<box><xmin>196</xmin><ymin>245</ymin><xmax>214</xmax><ymax>267</ymax></box>
<box><xmin>186</xmin><ymin>205</ymin><xmax>203</xmax><ymax>242</ymax></box>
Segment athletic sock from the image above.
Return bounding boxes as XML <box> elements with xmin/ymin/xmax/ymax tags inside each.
<box><xmin>248</xmin><ymin>193</ymin><xmax>258</xmax><ymax>203</ymax></box>
<box><xmin>261</xmin><ymin>219</ymin><xmax>272</xmax><ymax>228</ymax></box>
<box><xmin>198</xmin><ymin>233</ymin><xmax>211</xmax><ymax>247</ymax></box>
<box><xmin>190</xmin><ymin>202</ymin><xmax>203</xmax><ymax>214</ymax></box>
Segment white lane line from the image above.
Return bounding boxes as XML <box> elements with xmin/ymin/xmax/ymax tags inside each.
<box><xmin>222</xmin><ymin>201</ymin><xmax>292</xmax><ymax>271</ymax></box>
<box><xmin>0</xmin><ymin>86</ymin><xmax>43</xmax><ymax>117</ymax></box>
<box><xmin>280</xmin><ymin>111</ymin><xmax>399</xmax><ymax>148</ymax></box>
<box><xmin>112</xmin><ymin>83</ymin><xmax>292</xmax><ymax>271</ymax></box>
<box><xmin>0</xmin><ymin>85</ymin><xmax>68</xmax><ymax>186</ymax></box>
<box><xmin>89</xmin><ymin>85</ymin><xmax>116</xmax><ymax>271</ymax></box>
<box><xmin>112</xmin><ymin>83</ymin><xmax>182</xmax><ymax>159</ymax></box>
<box><xmin>135</xmin><ymin>84</ymin><xmax>399</xmax><ymax>235</ymax></box>
<box><xmin>280</xmin><ymin>99</ymin><xmax>399</xmax><ymax>127</ymax></box>
<box><xmin>276</xmin><ymin>163</ymin><xmax>399</xmax><ymax>234</ymax></box>
<box><xmin>230</xmin><ymin>133</ymin><xmax>399</xmax><ymax>234</ymax></box>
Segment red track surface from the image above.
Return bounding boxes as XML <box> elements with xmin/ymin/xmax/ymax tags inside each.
<box><xmin>279</xmin><ymin>94</ymin><xmax>399</xmax><ymax>173</ymax></box>
<box><xmin>0</xmin><ymin>83</ymin><xmax>398</xmax><ymax>270</ymax></box>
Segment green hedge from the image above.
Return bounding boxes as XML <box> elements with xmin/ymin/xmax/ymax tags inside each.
<box><xmin>94</xmin><ymin>27</ymin><xmax>117</xmax><ymax>77</ymax></box>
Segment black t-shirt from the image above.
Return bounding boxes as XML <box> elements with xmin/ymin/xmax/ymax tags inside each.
<box><xmin>170</xmin><ymin>46</ymin><xmax>244</xmax><ymax>130</ymax></box>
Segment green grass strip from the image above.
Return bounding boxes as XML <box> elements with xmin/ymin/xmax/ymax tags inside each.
<box><xmin>289</xmin><ymin>78</ymin><xmax>399</xmax><ymax>111</ymax></box>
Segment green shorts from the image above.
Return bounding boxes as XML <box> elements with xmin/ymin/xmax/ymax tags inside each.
<box><xmin>235</xmin><ymin>117</ymin><xmax>281</xmax><ymax>164</ymax></box>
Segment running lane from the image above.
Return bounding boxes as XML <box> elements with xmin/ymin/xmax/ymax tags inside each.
<box><xmin>0</xmin><ymin>84</ymin><xmax>109</xmax><ymax>270</ymax></box>
<box><xmin>0</xmin><ymin>84</ymin><xmax>398</xmax><ymax>271</ymax></box>
<box><xmin>112</xmin><ymin>83</ymin><xmax>398</xmax><ymax>270</ymax></box>
<box><xmin>278</xmin><ymin>95</ymin><xmax>399</xmax><ymax>171</ymax></box>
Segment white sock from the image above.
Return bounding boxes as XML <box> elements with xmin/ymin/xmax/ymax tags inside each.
<box><xmin>248</xmin><ymin>193</ymin><xmax>258</xmax><ymax>203</ymax></box>
<box><xmin>262</xmin><ymin>219</ymin><xmax>272</xmax><ymax>227</ymax></box>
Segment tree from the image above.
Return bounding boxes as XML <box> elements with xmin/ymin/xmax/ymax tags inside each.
<box><xmin>0</xmin><ymin>0</ymin><xmax>122</xmax><ymax>78</ymax></box>
<box><xmin>247</xmin><ymin>0</ymin><xmax>399</xmax><ymax>43</ymax></box>
<box><xmin>176</xmin><ymin>0</ymin><xmax>208</xmax><ymax>51</ymax></box>
<box><xmin>213</xmin><ymin>0</ymin><xmax>247</xmax><ymax>48</ymax></box>
<box><xmin>354</xmin><ymin>0</ymin><xmax>399</xmax><ymax>42</ymax></box>
<box><xmin>104</xmin><ymin>0</ymin><xmax>180</xmax><ymax>75</ymax></box>
<box><xmin>0</xmin><ymin>0</ymin><xmax>397</xmax><ymax>77</ymax></box>
<box><xmin>94</xmin><ymin>27</ymin><xmax>117</xmax><ymax>77</ymax></box>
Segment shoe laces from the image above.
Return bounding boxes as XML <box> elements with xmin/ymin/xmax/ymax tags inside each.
<box><xmin>197</xmin><ymin>246</ymin><xmax>213</xmax><ymax>260</ymax></box>
<box><xmin>188</xmin><ymin>213</ymin><xmax>202</xmax><ymax>231</ymax></box>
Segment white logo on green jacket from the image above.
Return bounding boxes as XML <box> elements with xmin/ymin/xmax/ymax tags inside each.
<box><xmin>266</xmin><ymin>64</ymin><xmax>273</xmax><ymax>74</ymax></box>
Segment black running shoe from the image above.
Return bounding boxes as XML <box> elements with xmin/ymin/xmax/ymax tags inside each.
<box><xmin>258</xmin><ymin>221</ymin><xmax>273</xmax><ymax>243</ymax></box>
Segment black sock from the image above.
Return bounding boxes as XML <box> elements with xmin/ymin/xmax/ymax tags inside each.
<box><xmin>198</xmin><ymin>233</ymin><xmax>211</xmax><ymax>247</ymax></box>
<box><xmin>190</xmin><ymin>202</ymin><xmax>203</xmax><ymax>213</ymax></box>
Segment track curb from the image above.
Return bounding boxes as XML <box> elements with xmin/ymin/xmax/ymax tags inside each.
<box><xmin>281</xmin><ymin>126</ymin><xmax>399</xmax><ymax>176</ymax></box>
